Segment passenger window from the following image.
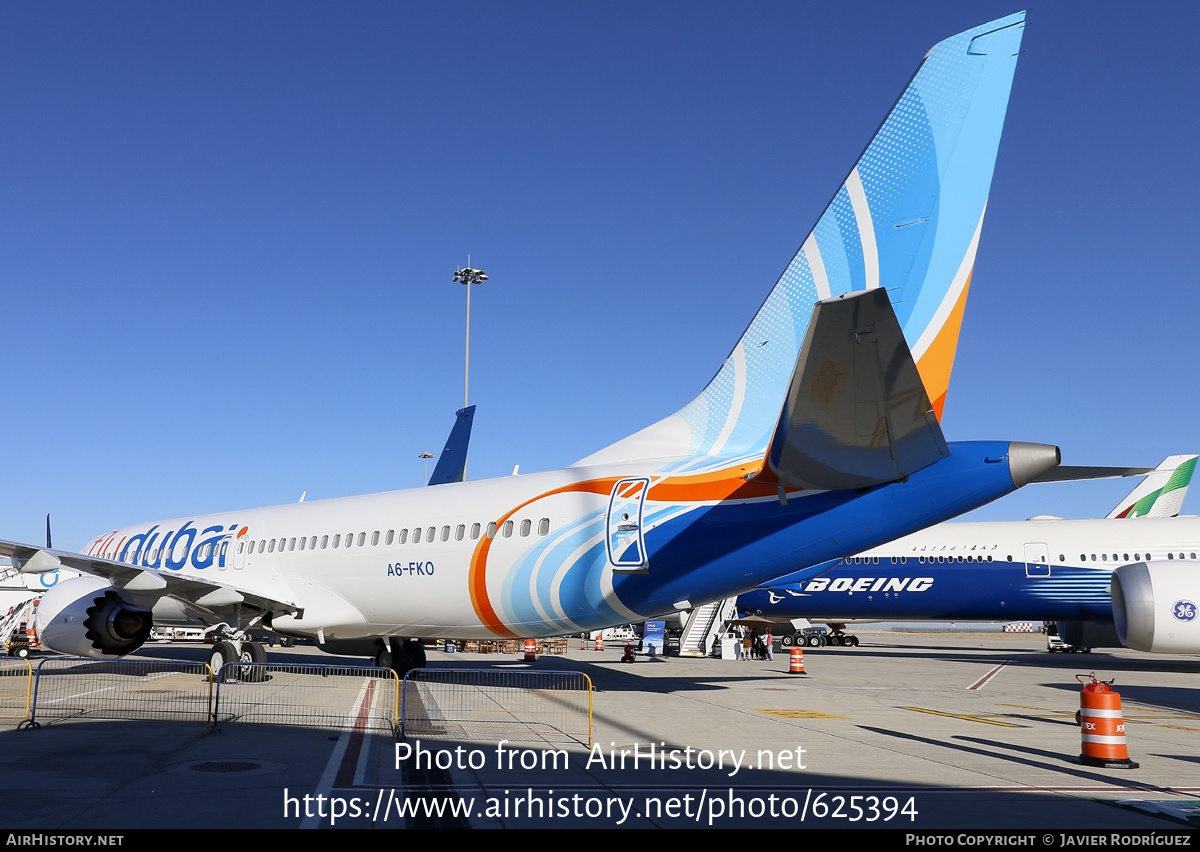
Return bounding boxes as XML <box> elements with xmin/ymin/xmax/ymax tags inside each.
<box><xmin>520</xmin><ymin>519</ymin><xmax>531</xmax><ymax>536</ymax></box>
<box><xmin>238</xmin><ymin>542</ymin><xmax>245</xmax><ymax>554</ymax></box>
<box><xmin>358</xmin><ymin>532</ymin><xmax>366</xmax><ymax>546</ymax></box>
<box><xmin>371</xmin><ymin>531</ymin><xmax>379</xmax><ymax>546</ymax></box>
<box><xmin>268</xmin><ymin>540</ymin><xmax>275</xmax><ymax>553</ymax></box>
<box><xmin>321</xmin><ymin>535</ymin><xmax>328</xmax><ymax>549</ymax></box>
<box><xmin>399</xmin><ymin>529</ymin><xmax>408</xmax><ymax>544</ymax></box>
<box><xmin>455</xmin><ymin>525</ymin><xmax>465</xmax><ymax>541</ymax></box>
<box><xmin>413</xmin><ymin>527</ymin><xmax>422</xmax><ymax>543</ymax></box>
<box><xmin>538</xmin><ymin>518</ymin><xmax>549</xmax><ymax>536</ymax></box>
<box><xmin>427</xmin><ymin>526</ymin><xmax>435</xmax><ymax>542</ymax></box>
<box><xmin>440</xmin><ymin>526</ymin><xmax>450</xmax><ymax>542</ymax></box>
<box><xmin>487</xmin><ymin>522</ymin><xmax>497</xmax><ymax>539</ymax></box>
<box><xmin>299</xmin><ymin>538</ymin><xmax>306</xmax><ymax>551</ymax></box>
<box><xmin>471</xmin><ymin>523</ymin><xmax>481</xmax><ymax>540</ymax></box>
<box><xmin>385</xmin><ymin>530</ymin><xmax>394</xmax><ymax>545</ymax></box>
<box><xmin>502</xmin><ymin>520</ymin><xmax>513</xmax><ymax>538</ymax></box>
<box><xmin>333</xmin><ymin>534</ymin><xmax>341</xmax><ymax>548</ymax></box>
<box><xmin>289</xmin><ymin>538</ymin><xmax>296</xmax><ymax>551</ymax></box>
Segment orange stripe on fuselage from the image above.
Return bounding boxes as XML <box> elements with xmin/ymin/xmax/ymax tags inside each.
<box><xmin>467</xmin><ymin>461</ymin><xmax>783</xmax><ymax>637</ymax></box>
<box><xmin>468</xmin><ymin>478</ymin><xmax>618</xmax><ymax>638</ymax></box>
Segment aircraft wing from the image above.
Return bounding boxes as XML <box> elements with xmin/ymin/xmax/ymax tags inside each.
<box><xmin>765</xmin><ymin>288</ymin><xmax>949</xmax><ymax>491</ymax></box>
<box><xmin>0</xmin><ymin>538</ymin><xmax>300</xmax><ymax>614</ymax></box>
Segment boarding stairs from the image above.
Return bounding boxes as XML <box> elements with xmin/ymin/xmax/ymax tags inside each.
<box><xmin>677</xmin><ymin>597</ymin><xmax>738</xmax><ymax>657</ymax></box>
<box><xmin>1</xmin><ymin>597</ymin><xmax>37</xmax><ymax>648</ymax></box>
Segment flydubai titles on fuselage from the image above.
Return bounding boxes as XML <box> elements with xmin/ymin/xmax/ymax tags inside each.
<box><xmin>85</xmin><ymin>522</ymin><xmax>242</xmax><ymax>571</ymax></box>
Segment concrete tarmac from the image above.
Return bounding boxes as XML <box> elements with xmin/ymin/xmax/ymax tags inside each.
<box><xmin>3</xmin><ymin>633</ymin><xmax>1198</xmax><ymax>830</ymax></box>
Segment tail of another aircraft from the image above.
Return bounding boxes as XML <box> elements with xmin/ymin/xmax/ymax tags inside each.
<box><xmin>1107</xmin><ymin>455</ymin><xmax>1198</xmax><ymax>519</ymax></box>
<box><xmin>579</xmin><ymin>13</ymin><xmax>1026</xmax><ymax>466</ymax></box>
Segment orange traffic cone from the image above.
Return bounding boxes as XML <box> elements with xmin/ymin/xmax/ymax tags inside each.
<box><xmin>523</xmin><ymin>638</ymin><xmax>537</xmax><ymax>662</ymax></box>
<box><xmin>789</xmin><ymin>647</ymin><xmax>805</xmax><ymax>674</ymax></box>
<box><xmin>594</xmin><ymin>636</ymin><xmax>604</xmax><ymax>652</ymax></box>
<box><xmin>1077</xmin><ymin>673</ymin><xmax>1138</xmax><ymax>768</ymax></box>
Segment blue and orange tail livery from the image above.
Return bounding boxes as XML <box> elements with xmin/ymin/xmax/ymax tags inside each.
<box><xmin>580</xmin><ymin>13</ymin><xmax>1025</xmax><ymax>467</ymax></box>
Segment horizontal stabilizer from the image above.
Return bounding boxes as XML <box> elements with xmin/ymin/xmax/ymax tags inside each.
<box><xmin>1032</xmin><ymin>466</ymin><xmax>1154</xmax><ymax>483</ymax></box>
<box><xmin>766</xmin><ymin>288</ymin><xmax>948</xmax><ymax>491</ymax></box>
<box><xmin>428</xmin><ymin>405</ymin><xmax>476</xmax><ymax>485</ymax></box>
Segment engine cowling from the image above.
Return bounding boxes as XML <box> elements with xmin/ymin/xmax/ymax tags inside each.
<box><xmin>1111</xmin><ymin>562</ymin><xmax>1200</xmax><ymax>653</ymax></box>
<box><xmin>36</xmin><ymin>576</ymin><xmax>154</xmax><ymax>658</ymax></box>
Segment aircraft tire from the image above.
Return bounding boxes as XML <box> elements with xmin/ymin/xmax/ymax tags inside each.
<box><xmin>806</xmin><ymin>636</ymin><xmax>820</xmax><ymax>647</ymax></box>
<box><xmin>781</xmin><ymin>635</ymin><xmax>793</xmax><ymax>647</ymax></box>
<box><xmin>406</xmin><ymin>639</ymin><xmax>427</xmax><ymax>669</ymax></box>
<box><xmin>389</xmin><ymin>638</ymin><xmax>415</xmax><ymax>678</ymax></box>
<box><xmin>848</xmin><ymin>636</ymin><xmax>859</xmax><ymax>647</ymax></box>
<box><xmin>374</xmin><ymin>647</ymin><xmax>393</xmax><ymax>670</ymax></box>
<box><xmin>209</xmin><ymin>641</ymin><xmax>238</xmax><ymax>680</ymax></box>
<box><xmin>241</xmin><ymin>641</ymin><xmax>268</xmax><ymax>682</ymax></box>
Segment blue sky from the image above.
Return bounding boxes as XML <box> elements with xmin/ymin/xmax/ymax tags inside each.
<box><xmin>1</xmin><ymin>2</ymin><xmax>1197</xmax><ymax>548</ymax></box>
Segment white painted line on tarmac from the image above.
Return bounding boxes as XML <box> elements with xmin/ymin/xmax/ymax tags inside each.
<box><xmin>300</xmin><ymin>679</ymin><xmax>372</xmax><ymax>829</ymax></box>
<box><xmin>966</xmin><ymin>661</ymin><xmax>1009</xmax><ymax>690</ymax></box>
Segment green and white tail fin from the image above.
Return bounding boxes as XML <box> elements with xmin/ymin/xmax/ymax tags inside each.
<box><xmin>1107</xmin><ymin>455</ymin><xmax>1198</xmax><ymax>519</ymax></box>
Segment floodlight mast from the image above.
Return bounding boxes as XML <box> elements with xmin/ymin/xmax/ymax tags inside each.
<box><xmin>453</xmin><ymin>261</ymin><xmax>489</xmax><ymax>409</ymax></box>
<box><xmin>453</xmin><ymin>258</ymin><xmax>488</xmax><ymax>480</ymax></box>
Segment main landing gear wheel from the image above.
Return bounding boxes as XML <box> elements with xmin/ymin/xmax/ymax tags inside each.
<box><xmin>374</xmin><ymin>645</ymin><xmax>393</xmax><ymax>670</ymax></box>
<box><xmin>209</xmin><ymin>641</ymin><xmax>238</xmax><ymax>679</ymax></box>
<box><xmin>389</xmin><ymin>638</ymin><xmax>416</xmax><ymax>677</ymax></box>
<box><xmin>406</xmin><ymin>639</ymin><xmax>427</xmax><ymax>669</ymax></box>
<box><xmin>239</xmin><ymin>641</ymin><xmax>267</xmax><ymax>682</ymax></box>
<box><xmin>781</xmin><ymin>635</ymin><xmax>794</xmax><ymax>647</ymax></box>
<box><xmin>806</xmin><ymin>636</ymin><xmax>820</xmax><ymax>647</ymax></box>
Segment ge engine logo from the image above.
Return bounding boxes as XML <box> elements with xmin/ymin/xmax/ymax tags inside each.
<box><xmin>1172</xmin><ymin>600</ymin><xmax>1197</xmax><ymax>622</ymax></box>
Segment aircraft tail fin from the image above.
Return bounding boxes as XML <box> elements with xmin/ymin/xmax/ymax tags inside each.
<box><xmin>428</xmin><ymin>405</ymin><xmax>476</xmax><ymax>485</ymax></box>
<box><xmin>1107</xmin><ymin>455</ymin><xmax>1198</xmax><ymax>518</ymax></box>
<box><xmin>764</xmin><ymin>288</ymin><xmax>948</xmax><ymax>490</ymax></box>
<box><xmin>578</xmin><ymin>13</ymin><xmax>1026</xmax><ymax>466</ymax></box>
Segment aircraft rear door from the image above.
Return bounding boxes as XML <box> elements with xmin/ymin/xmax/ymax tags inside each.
<box><xmin>1023</xmin><ymin>542</ymin><xmax>1050</xmax><ymax>577</ymax></box>
<box><xmin>606</xmin><ymin>478</ymin><xmax>649</xmax><ymax>573</ymax></box>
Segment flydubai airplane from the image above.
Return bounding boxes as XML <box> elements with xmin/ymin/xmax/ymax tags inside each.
<box><xmin>739</xmin><ymin>456</ymin><xmax>1200</xmax><ymax>654</ymax></box>
<box><xmin>12</xmin><ymin>13</ymin><xmax>1091</xmax><ymax>674</ymax></box>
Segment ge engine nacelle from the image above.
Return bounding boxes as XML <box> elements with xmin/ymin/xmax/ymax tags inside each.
<box><xmin>1111</xmin><ymin>562</ymin><xmax>1200</xmax><ymax>653</ymax></box>
<box><xmin>36</xmin><ymin>575</ymin><xmax>154</xmax><ymax>658</ymax></box>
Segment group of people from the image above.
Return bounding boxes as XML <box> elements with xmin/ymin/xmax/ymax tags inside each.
<box><xmin>712</xmin><ymin>626</ymin><xmax>774</xmax><ymax>660</ymax></box>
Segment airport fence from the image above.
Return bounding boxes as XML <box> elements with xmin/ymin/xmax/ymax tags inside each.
<box><xmin>27</xmin><ymin>658</ymin><xmax>213</xmax><ymax>726</ymax></box>
<box><xmin>0</xmin><ymin>658</ymin><xmax>34</xmax><ymax>726</ymax></box>
<box><xmin>399</xmin><ymin>668</ymin><xmax>593</xmax><ymax>747</ymax></box>
<box><xmin>211</xmin><ymin>662</ymin><xmax>400</xmax><ymax>736</ymax></box>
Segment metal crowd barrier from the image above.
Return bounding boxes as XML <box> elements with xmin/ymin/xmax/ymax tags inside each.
<box><xmin>211</xmin><ymin>662</ymin><xmax>399</xmax><ymax>735</ymax></box>
<box><xmin>28</xmin><ymin>658</ymin><xmax>212</xmax><ymax>726</ymax></box>
<box><xmin>400</xmin><ymin>668</ymin><xmax>593</xmax><ymax>746</ymax></box>
<box><xmin>0</xmin><ymin>658</ymin><xmax>34</xmax><ymax>726</ymax></box>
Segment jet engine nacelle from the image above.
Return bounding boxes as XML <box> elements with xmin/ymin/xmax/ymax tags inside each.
<box><xmin>1112</xmin><ymin>562</ymin><xmax>1200</xmax><ymax>653</ymax></box>
<box><xmin>36</xmin><ymin>576</ymin><xmax>154</xmax><ymax>658</ymax></box>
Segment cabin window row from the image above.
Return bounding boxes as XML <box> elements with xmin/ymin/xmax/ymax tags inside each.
<box><xmin>235</xmin><ymin>517</ymin><xmax>552</xmax><ymax>555</ymax></box>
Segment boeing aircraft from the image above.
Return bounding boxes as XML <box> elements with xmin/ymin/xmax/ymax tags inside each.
<box><xmin>739</xmin><ymin>456</ymin><xmax>1200</xmax><ymax>654</ymax></box>
<box><xmin>11</xmin><ymin>14</ymin><xmax>1092</xmax><ymax>673</ymax></box>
